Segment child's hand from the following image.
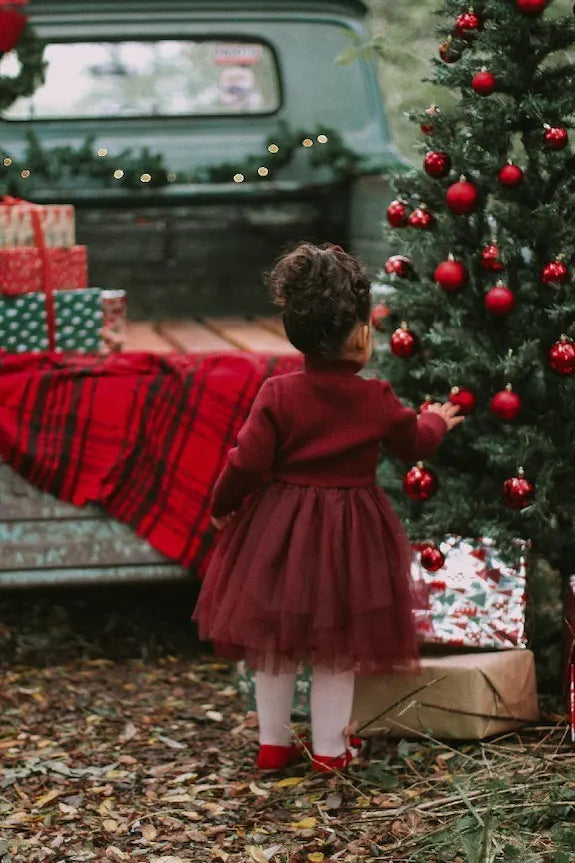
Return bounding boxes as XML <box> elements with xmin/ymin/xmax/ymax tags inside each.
<box><xmin>425</xmin><ymin>401</ymin><xmax>464</xmax><ymax>431</ymax></box>
<box><xmin>211</xmin><ymin>513</ymin><xmax>236</xmax><ymax>530</ymax></box>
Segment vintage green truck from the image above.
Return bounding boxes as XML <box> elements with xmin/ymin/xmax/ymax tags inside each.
<box><xmin>0</xmin><ymin>0</ymin><xmax>400</xmax><ymax>587</ymax></box>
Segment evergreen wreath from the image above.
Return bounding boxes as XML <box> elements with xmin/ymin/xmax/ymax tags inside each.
<box><xmin>0</xmin><ymin>24</ymin><xmax>47</xmax><ymax>113</ymax></box>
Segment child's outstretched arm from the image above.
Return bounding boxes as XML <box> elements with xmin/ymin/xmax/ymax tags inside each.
<box><xmin>211</xmin><ymin>378</ymin><xmax>278</xmax><ymax>520</ymax></box>
<box><xmin>379</xmin><ymin>382</ymin><xmax>463</xmax><ymax>463</ymax></box>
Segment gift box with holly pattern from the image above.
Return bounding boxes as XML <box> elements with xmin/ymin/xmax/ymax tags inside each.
<box><xmin>412</xmin><ymin>536</ymin><xmax>528</xmax><ymax>650</ymax></box>
<box><xmin>0</xmin><ymin>288</ymin><xmax>104</xmax><ymax>353</ymax></box>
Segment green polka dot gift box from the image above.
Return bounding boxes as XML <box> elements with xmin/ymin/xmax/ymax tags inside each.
<box><xmin>0</xmin><ymin>288</ymin><xmax>104</xmax><ymax>353</ymax></box>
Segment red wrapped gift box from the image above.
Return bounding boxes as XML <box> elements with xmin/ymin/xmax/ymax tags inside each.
<box><xmin>0</xmin><ymin>246</ymin><xmax>87</xmax><ymax>296</ymax></box>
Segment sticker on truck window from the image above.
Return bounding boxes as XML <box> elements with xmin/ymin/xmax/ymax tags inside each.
<box><xmin>2</xmin><ymin>39</ymin><xmax>280</xmax><ymax>120</ymax></box>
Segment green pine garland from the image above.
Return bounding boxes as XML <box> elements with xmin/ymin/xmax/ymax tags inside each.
<box><xmin>0</xmin><ymin>24</ymin><xmax>47</xmax><ymax>112</ymax></box>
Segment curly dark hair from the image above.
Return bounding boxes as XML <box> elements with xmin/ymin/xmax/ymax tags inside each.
<box><xmin>267</xmin><ymin>242</ymin><xmax>372</xmax><ymax>358</ymax></box>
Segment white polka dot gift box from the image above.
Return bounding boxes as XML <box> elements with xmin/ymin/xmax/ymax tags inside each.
<box><xmin>0</xmin><ymin>288</ymin><xmax>104</xmax><ymax>353</ymax></box>
<box><xmin>412</xmin><ymin>536</ymin><xmax>528</xmax><ymax>650</ymax></box>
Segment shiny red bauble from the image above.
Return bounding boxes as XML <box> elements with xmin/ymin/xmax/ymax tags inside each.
<box><xmin>424</xmin><ymin>151</ymin><xmax>452</xmax><ymax>179</ymax></box>
<box><xmin>472</xmin><ymin>69</ymin><xmax>497</xmax><ymax>96</ymax></box>
<box><xmin>516</xmin><ymin>0</ymin><xmax>548</xmax><ymax>15</ymax></box>
<box><xmin>439</xmin><ymin>36</ymin><xmax>460</xmax><ymax>63</ymax></box>
<box><xmin>446</xmin><ymin>178</ymin><xmax>479</xmax><ymax>215</ymax></box>
<box><xmin>502</xmin><ymin>468</ymin><xmax>534</xmax><ymax>510</ymax></box>
<box><xmin>403</xmin><ymin>462</ymin><xmax>438</xmax><ymax>502</ymax></box>
<box><xmin>386</xmin><ymin>199</ymin><xmax>409</xmax><ymax>228</ymax></box>
<box><xmin>490</xmin><ymin>387</ymin><xmax>522</xmax><ymax>421</ymax></box>
<box><xmin>541</xmin><ymin>258</ymin><xmax>568</xmax><ymax>286</ymax></box>
<box><xmin>449</xmin><ymin>386</ymin><xmax>476</xmax><ymax>415</ymax></box>
<box><xmin>498</xmin><ymin>163</ymin><xmax>524</xmax><ymax>187</ymax></box>
<box><xmin>481</xmin><ymin>243</ymin><xmax>504</xmax><ymax>271</ymax></box>
<box><xmin>434</xmin><ymin>256</ymin><xmax>468</xmax><ymax>293</ymax></box>
<box><xmin>549</xmin><ymin>335</ymin><xmax>575</xmax><ymax>375</ymax></box>
<box><xmin>543</xmin><ymin>125</ymin><xmax>568</xmax><ymax>150</ymax></box>
<box><xmin>390</xmin><ymin>324</ymin><xmax>417</xmax><ymax>357</ymax></box>
<box><xmin>408</xmin><ymin>205</ymin><xmax>435</xmax><ymax>230</ymax></box>
<box><xmin>485</xmin><ymin>283</ymin><xmax>515</xmax><ymax>316</ymax></box>
<box><xmin>455</xmin><ymin>10</ymin><xmax>482</xmax><ymax>38</ymax></box>
<box><xmin>370</xmin><ymin>304</ymin><xmax>389</xmax><ymax>331</ymax></box>
<box><xmin>420</xmin><ymin>544</ymin><xmax>446</xmax><ymax>572</ymax></box>
<box><xmin>384</xmin><ymin>254</ymin><xmax>413</xmax><ymax>278</ymax></box>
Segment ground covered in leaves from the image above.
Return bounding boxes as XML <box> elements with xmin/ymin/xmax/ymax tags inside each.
<box><xmin>0</xmin><ymin>585</ymin><xmax>574</xmax><ymax>863</ymax></box>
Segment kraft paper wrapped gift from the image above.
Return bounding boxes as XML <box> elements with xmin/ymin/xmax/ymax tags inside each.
<box><xmin>352</xmin><ymin>650</ymin><xmax>539</xmax><ymax>740</ymax></box>
<box><xmin>0</xmin><ymin>201</ymin><xmax>76</xmax><ymax>248</ymax></box>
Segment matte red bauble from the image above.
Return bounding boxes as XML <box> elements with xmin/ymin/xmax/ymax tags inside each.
<box><xmin>446</xmin><ymin>178</ymin><xmax>479</xmax><ymax>214</ymax></box>
<box><xmin>449</xmin><ymin>386</ymin><xmax>476</xmax><ymax>415</ymax></box>
<box><xmin>386</xmin><ymin>199</ymin><xmax>409</xmax><ymax>228</ymax></box>
<box><xmin>516</xmin><ymin>0</ymin><xmax>547</xmax><ymax>15</ymax></box>
<box><xmin>424</xmin><ymin>151</ymin><xmax>452</xmax><ymax>179</ymax></box>
<box><xmin>498</xmin><ymin>163</ymin><xmax>524</xmax><ymax>187</ymax></box>
<box><xmin>408</xmin><ymin>205</ymin><xmax>435</xmax><ymax>230</ymax></box>
<box><xmin>390</xmin><ymin>323</ymin><xmax>417</xmax><ymax>357</ymax></box>
<box><xmin>481</xmin><ymin>243</ymin><xmax>504</xmax><ymax>271</ymax></box>
<box><xmin>541</xmin><ymin>258</ymin><xmax>568</xmax><ymax>286</ymax></box>
<box><xmin>384</xmin><ymin>254</ymin><xmax>413</xmax><ymax>278</ymax></box>
<box><xmin>370</xmin><ymin>304</ymin><xmax>389</xmax><ymax>331</ymax></box>
<box><xmin>490</xmin><ymin>385</ymin><xmax>522</xmax><ymax>421</ymax></box>
<box><xmin>502</xmin><ymin>467</ymin><xmax>534</xmax><ymax>510</ymax></box>
<box><xmin>420</xmin><ymin>544</ymin><xmax>446</xmax><ymax>572</ymax></box>
<box><xmin>485</xmin><ymin>282</ymin><xmax>515</xmax><ymax>316</ymax></box>
<box><xmin>455</xmin><ymin>10</ymin><xmax>482</xmax><ymax>38</ymax></box>
<box><xmin>403</xmin><ymin>462</ymin><xmax>438</xmax><ymax>502</ymax></box>
<box><xmin>434</xmin><ymin>255</ymin><xmax>468</xmax><ymax>293</ymax></box>
<box><xmin>549</xmin><ymin>335</ymin><xmax>575</xmax><ymax>375</ymax></box>
<box><xmin>419</xmin><ymin>396</ymin><xmax>434</xmax><ymax>413</ymax></box>
<box><xmin>543</xmin><ymin>125</ymin><xmax>568</xmax><ymax>150</ymax></box>
<box><xmin>439</xmin><ymin>36</ymin><xmax>460</xmax><ymax>63</ymax></box>
<box><xmin>472</xmin><ymin>69</ymin><xmax>496</xmax><ymax>96</ymax></box>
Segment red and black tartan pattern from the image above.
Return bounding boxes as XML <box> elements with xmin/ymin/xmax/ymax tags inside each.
<box><xmin>0</xmin><ymin>350</ymin><xmax>303</xmax><ymax>574</ymax></box>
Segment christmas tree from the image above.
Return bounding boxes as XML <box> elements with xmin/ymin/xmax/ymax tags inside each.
<box><xmin>374</xmin><ymin>0</ymin><xmax>575</xmax><ymax>579</ymax></box>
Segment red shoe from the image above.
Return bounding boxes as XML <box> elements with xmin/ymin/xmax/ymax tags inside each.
<box><xmin>256</xmin><ymin>736</ymin><xmax>309</xmax><ymax>771</ymax></box>
<box><xmin>311</xmin><ymin>736</ymin><xmax>363</xmax><ymax>774</ymax></box>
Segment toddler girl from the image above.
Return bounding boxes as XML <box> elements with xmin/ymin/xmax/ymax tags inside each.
<box><xmin>193</xmin><ymin>242</ymin><xmax>462</xmax><ymax>772</ymax></box>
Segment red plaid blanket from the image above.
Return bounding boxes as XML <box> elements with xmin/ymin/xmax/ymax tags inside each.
<box><xmin>0</xmin><ymin>350</ymin><xmax>302</xmax><ymax>575</ymax></box>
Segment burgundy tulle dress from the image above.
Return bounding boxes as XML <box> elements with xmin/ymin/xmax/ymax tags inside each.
<box><xmin>193</xmin><ymin>358</ymin><xmax>447</xmax><ymax>676</ymax></box>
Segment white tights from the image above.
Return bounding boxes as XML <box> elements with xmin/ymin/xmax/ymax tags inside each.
<box><xmin>254</xmin><ymin>666</ymin><xmax>355</xmax><ymax>757</ymax></box>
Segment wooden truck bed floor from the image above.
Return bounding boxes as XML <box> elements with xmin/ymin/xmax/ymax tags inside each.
<box><xmin>123</xmin><ymin>317</ymin><xmax>296</xmax><ymax>355</ymax></box>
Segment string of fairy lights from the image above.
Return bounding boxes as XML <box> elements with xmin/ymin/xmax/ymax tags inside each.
<box><xmin>1</xmin><ymin>132</ymin><xmax>332</xmax><ymax>186</ymax></box>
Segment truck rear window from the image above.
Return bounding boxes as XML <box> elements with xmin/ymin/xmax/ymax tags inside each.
<box><xmin>2</xmin><ymin>39</ymin><xmax>281</xmax><ymax>120</ymax></box>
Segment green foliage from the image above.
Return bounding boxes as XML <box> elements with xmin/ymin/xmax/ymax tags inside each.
<box><xmin>0</xmin><ymin>24</ymin><xmax>47</xmax><ymax>112</ymax></box>
<box><xmin>373</xmin><ymin>0</ymin><xmax>575</xmax><ymax>584</ymax></box>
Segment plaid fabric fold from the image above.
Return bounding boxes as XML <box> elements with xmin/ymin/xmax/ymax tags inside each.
<box><xmin>0</xmin><ymin>350</ymin><xmax>303</xmax><ymax>574</ymax></box>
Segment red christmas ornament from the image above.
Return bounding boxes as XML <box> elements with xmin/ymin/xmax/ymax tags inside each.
<box><xmin>419</xmin><ymin>395</ymin><xmax>434</xmax><ymax>413</ymax></box>
<box><xmin>420</xmin><ymin>544</ymin><xmax>446</xmax><ymax>572</ymax></box>
<box><xmin>0</xmin><ymin>9</ymin><xmax>27</xmax><ymax>53</ymax></box>
<box><xmin>424</xmin><ymin>151</ymin><xmax>452</xmax><ymax>179</ymax></box>
<box><xmin>408</xmin><ymin>205</ymin><xmax>435</xmax><ymax>230</ymax></box>
<box><xmin>516</xmin><ymin>0</ymin><xmax>548</xmax><ymax>15</ymax></box>
<box><xmin>455</xmin><ymin>9</ymin><xmax>482</xmax><ymax>38</ymax></box>
<box><xmin>472</xmin><ymin>68</ymin><xmax>497</xmax><ymax>96</ymax></box>
<box><xmin>434</xmin><ymin>254</ymin><xmax>468</xmax><ymax>293</ymax></box>
<box><xmin>390</xmin><ymin>322</ymin><xmax>417</xmax><ymax>358</ymax></box>
<box><xmin>403</xmin><ymin>462</ymin><xmax>438</xmax><ymax>502</ymax></box>
<box><xmin>439</xmin><ymin>35</ymin><xmax>460</xmax><ymax>63</ymax></box>
<box><xmin>449</xmin><ymin>386</ymin><xmax>476</xmax><ymax>415</ymax></box>
<box><xmin>543</xmin><ymin>124</ymin><xmax>569</xmax><ymax>150</ymax></box>
<box><xmin>485</xmin><ymin>282</ymin><xmax>516</xmax><ymax>316</ymax></box>
<box><xmin>386</xmin><ymin>199</ymin><xmax>409</xmax><ymax>228</ymax></box>
<box><xmin>549</xmin><ymin>335</ymin><xmax>575</xmax><ymax>375</ymax></box>
<box><xmin>498</xmin><ymin>162</ymin><xmax>524</xmax><ymax>187</ymax></box>
<box><xmin>446</xmin><ymin>177</ymin><xmax>479</xmax><ymax>215</ymax></box>
<box><xmin>490</xmin><ymin>385</ymin><xmax>522</xmax><ymax>421</ymax></box>
<box><xmin>541</xmin><ymin>258</ymin><xmax>569</xmax><ymax>286</ymax></box>
<box><xmin>370</xmin><ymin>304</ymin><xmax>389</xmax><ymax>331</ymax></box>
<box><xmin>502</xmin><ymin>467</ymin><xmax>534</xmax><ymax>510</ymax></box>
<box><xmin>384</xmin><ymin>254</ymin><xmax>413</xmax><ymax>278</ymax></box>
<box><xmin>420</xmin><ymin>104</ymin><xmax>440</xmax><ymax>135</ymax></box>
<box><xmin>481</xmin><ymin>243</ymin><xmax>504</xmax><ymax>272</ymax></box>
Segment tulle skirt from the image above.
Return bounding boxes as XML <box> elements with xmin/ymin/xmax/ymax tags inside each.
<box><xmin>193</xmin><ymin>481</ymin><xmax>421</xmax><ymax>676</ymax></box>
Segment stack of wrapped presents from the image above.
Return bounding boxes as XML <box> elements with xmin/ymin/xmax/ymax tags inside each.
<box><xmin>0</xmin><ymin>197</ymin><xmax>126</xmax><ymax>353</ymax></box>
<box><xmin>238</xmin><ymin>536</ymin><xmax>541</xmax><ymax>740</ymax></box>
